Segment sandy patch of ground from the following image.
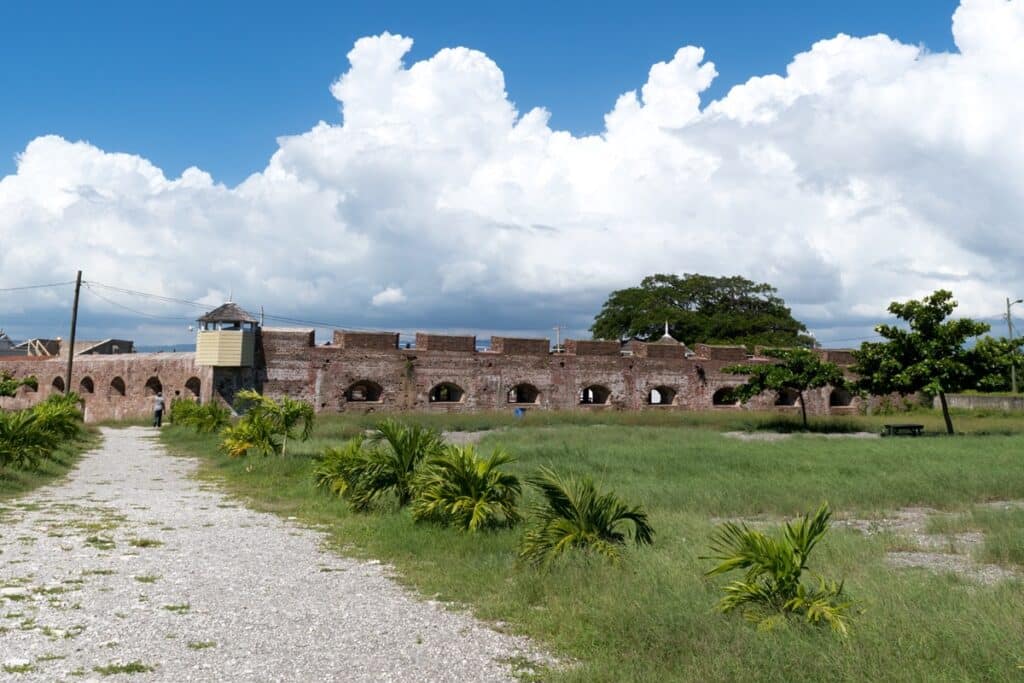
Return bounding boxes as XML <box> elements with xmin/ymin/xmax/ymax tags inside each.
<box><xmin>722</xmin><ymin>431</ymin><xmax>879</xmax><ymax>442</ymax></box>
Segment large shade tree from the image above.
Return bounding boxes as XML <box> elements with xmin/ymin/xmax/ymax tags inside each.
<box><xmin>724</xmin><ymin>349</ymin><xmax>845</xmax><ymax>429</ymax></box>
<box><xmin>853</xmin><ymin>290</ymin><xmax>990</xmax><ymax>435</ymax></box>
<box><xmin>590</xmin><ymin>273</ymin><xmax>812</xmax><ymax>348</ymax></box>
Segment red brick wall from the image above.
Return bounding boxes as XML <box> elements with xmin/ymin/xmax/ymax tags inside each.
<box><xmin>415</xmin><ymin>333</ymin><xmax>476</xmax><ymax>352</ymax></box>
<box><xmin>332</xmin><ymin>330</ymin><xmax>399</xmax><ymax>350</ymax></box>
<box><xmin>490</xmin><ymin>337</ymin><xmax>550</xmax><ymax>355</ymax></box>
<box><xmin>564</xmin><ymin>340</ymin><xmax>621</xmax><ymax>356</ymax></box>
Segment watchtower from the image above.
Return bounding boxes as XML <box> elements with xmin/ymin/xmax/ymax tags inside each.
<box><xmin>195</xmin><ymin>303</ymin><xmax>258</xmax><ymax>367</ymax></box>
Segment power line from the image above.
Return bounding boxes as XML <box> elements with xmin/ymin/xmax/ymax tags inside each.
<box><xmin>0</xmin><ymin>281</ymin><xmax>75</xmax><ymax>292</ymax></box>
<box><xmin>83</xmin><ymin>284</ymin><xmax>194</xmax><ymax>322</ymax></box>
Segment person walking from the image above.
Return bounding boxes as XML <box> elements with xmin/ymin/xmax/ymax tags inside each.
<box><xmin>153</xmin><ymin>391</ymin><xmax>165</xmax><ymax>428</ymax></box>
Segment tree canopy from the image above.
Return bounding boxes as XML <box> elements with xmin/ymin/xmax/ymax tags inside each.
<box><xmin>724</xmin><ymin>349</ymin><xmax>845</xmax><ymax>429</ymax></box>
<box><xmin>853</xmin><ymin>290</ymin><xmax>990</xmax><ymax>434</ymax></box>
<box><xmin>590</xmin><ymin>273</ymin><xmax>812</xmax><ymax>348</ymax></box>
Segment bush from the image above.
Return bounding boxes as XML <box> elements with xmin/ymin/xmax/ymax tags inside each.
<box><xmin>703</xmin><ymin>502</ymin><xmax>852</xmax><ymax>635</ymax></box>
<box><xmin>0</xmin><ymin>393</ymin><xmax>83</xmax><ymax>469</ymax></box>
<box><xmin>171</xmin><ymin>399</ymin><xmax>231</xmax><ymax>434</ymax></box>
<box><xmin>412</xmin><ymin>445</ymin><xmax>522</xmax><ymax>531</ymax></box>
<box><xmin>314</xmin><ymin>420</ymin><xmax>444</xmax><ymax>511</ymax></box>
<box><xmin>519</xmin><ymin>466</ymin><xmax>654</xmax><ymax>567</ymax></box>
<box><xmin>223</xmin><ymin>390</ymin><xmax>314</xmax><ymax>456</ymax></box>
<box><xmin>0</xmin><ymin>371</ymin><xmax>38</xmax><ymax>397</ymax></box>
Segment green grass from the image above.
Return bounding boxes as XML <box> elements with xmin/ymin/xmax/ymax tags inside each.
<box><xmin>927</xmin><ymin>506</ymin><xmax>1024</xmax><ymax>567</ymax></box>
<box><xmin>0</xmin><ymin>428</ymin><xmax>98</xmax><ymax>501</ymax></box>
<box><xmin>92</xmin><ymin>661</ymin><xmax>155</xmax><ymax>675</ymax></box>
<box><xmin>161</xmin><ymin>411</ymin><xmax>1024</xmax><ymax>682</ymax></box>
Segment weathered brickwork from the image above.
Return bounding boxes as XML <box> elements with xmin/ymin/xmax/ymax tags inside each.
<box><xmin>259</xmin><ymin>329</ymin><xmax>862</xmax><ymax>416</ymax></box>
<box><xmin>1</xmin><ymin>326</ymin><xmax>864</xmax><ymax>422</ymax></box>
<box><xmin>0</xmin><ymin>353</ymin><xmax>211</xmax><ymax>422</ymax></box>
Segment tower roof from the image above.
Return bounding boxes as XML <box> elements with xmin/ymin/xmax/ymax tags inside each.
<box><xmin>198</xmin><ymin>302</ymin><xmax>257</xmax><ymax>323</ymax></box>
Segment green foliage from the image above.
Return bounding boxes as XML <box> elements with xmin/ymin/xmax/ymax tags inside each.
<box><xmin>0</xmin><ymin>371</ymin><xmax>38</xmax><ymax>397</ymax></box>
<box><xmin>970</xmin><ymin>336</ymin><xmax>1024</xmax><ymax>392</ymax></box>
<box><xmin>725</xmin><ymin>348</ymin><xmax>845</xmax><ymax>428</ymax></box>
<box><xmin>412</xmin><ymin>445</ymin><xmax>522</xmax><ymax>531</ymax></box>
<box><xmin>704</xmin><ymin>503</ymin><xmax>852</xmax><ymax>635</ymax></box>
<box><xmin>218</xmin><ymin>390</ymin><xmax>315</xmax><ymax>457</ymax></box>
<box><xmin>170</xmin><ymin>398</ymin><xmax>231</xmax><ymax>434</ymax></box>
<box><xmin>315</xmin><ymin>420</ymin><xmax>445</xmax><ymax>510</ymax></box>
<box><xmin>0</xmin><ymin>393</ymin><xmax>83</xmax><ymax>469</ymax></box>
<box><xmin>590</xmin><ymin>273</ymin><xmax>812</xmax><ymax>348</ymax></box>
<box><xmin>519</xmin><ymin>466</ymin><xmax>653</xmax><ymax>567</ymax></box>
<box><xmin>854</xmin><ymin>290</ymin><xmax>993</xmax><ymax>434</ymax></box>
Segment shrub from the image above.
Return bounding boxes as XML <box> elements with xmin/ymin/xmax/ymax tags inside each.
<box><xmin>314</xmin><ymin>420</ymin><xmax>444</xmax><ymax>511</ymax></box>
<box><xmin>703</xmin><ymin>502</ymin><xmax>852</xmax><ymax>635</ymax></box>
<box><xmin>219</xmin><ymin>416</ymin><xmax>279</xmax><ymax>458</ymax></box>
<box><xmin>229</xmin><ymin>390</ymin><xmax>314</xmax><ymax>456</ymax></box>
<box><xmin>0</xmin><ymin>393</ymin><xmax>83</xmax><ymax>469</ymax></box>
<box><xmin>171</xmin><ymin>399</ymin><xmax>230</xmax><ymax>434</ymax></box>
<box><xmin>0</xmin><ymin>371</ymin><xmax>38</xmax><ymax>397</ymax></box>
<box><xmin>412</xmin><ymin>445</ymin><xmax>522</xmax><ymax>531</ymax></box>
<box><xmin>519</xmin><ymin>466</ymin><xmax>654</xmax><ymax>567</ymax></box>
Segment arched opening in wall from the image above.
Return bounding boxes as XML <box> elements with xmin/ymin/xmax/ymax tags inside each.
<box><xmin>507</xmin><ymin>383</ymin><xmax>540</xmax><ymax>404</ymax></box>
<box><xmin>712</xmin><ymin>387</ymin><xmax>739</xmax><ymax>406</ymax></box>
<box><xmin>776</xmin><ymin>388</ymin><xmax>801</xmax><ymax>406</ymax></box>
<box><xmin>51</xmin><ymin>377</ymin><xmax>65</xmax><ymax>394</ymax></box>
<box><xmin>144</xmin><ymin>377</ymin><xmax>163</xmax><ymax>396</ymax></box>
<box><xmin>19</xmin><ymin>378</ymin><xmax>37</xmax><ymax>395</ymax></box>
<box><xmin>185</xmin><ymin>377</ymin><xmax>201</xmax><ymax>398</ymax></box>
<box><xmin>429</xmin><ymin>382</ymin><xmax>464</xmax><ymax>403</ymax></box>
<box><xmin>579</xmin><ymin>385</ymin><xmax>610</xmax><ymax>405</ymax></box>
<box><xmin>79</xmin><ymin>377</ymin><xmax>94</xmax><ymax>394</ymax></box>
<box><xmin>830</xmin><ymin>388</ymin><xmax>853</xmax><ymax>407</ymax></box>
<box><xmin>346</xmin><ymin>380</ymin><xmax>383</xmax><ymax>402</ymax></box>
<box><xmin>647</xmin><ymin>386</ymin><xmax>677</xmax><ymax>405</ymax></box>
<box><xmin>110</xmin><ymin>377</ymin><xmax>126</xmax><ymax>397</ymax></box>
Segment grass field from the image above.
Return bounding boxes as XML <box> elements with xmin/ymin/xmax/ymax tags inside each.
<box><xmin>161</xmin><ymin>409</ymin><xmax>1024</xmax><ymax>681</ymax></box>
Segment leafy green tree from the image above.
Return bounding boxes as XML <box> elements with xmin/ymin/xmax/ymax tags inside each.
<box><xmin>412</xmin><ymin>445</ymin><xmax>522</xmax><ymax>532</ymax></box>
<box><xmin>724</xmin><ymin>349</ymin><xmax>845</xmax><ymax>429</ymax></box>
<box><xmin>703</xmin><ymin>503</ymin><xmax>852</xmax><ymax>636</ymax></box>
<box><xmin>0</xmin><ymin>371</ymin><xmax>38</xmax><ymax>397</ymax></box>
<box><xmin>853</xmin><ymin>290</ymin><xmax>990</xmax><ymax>434</ymax></box>
<box><xmin>590</xmin><ymin>273</ymin><xmax>812</xmax><ymax>348</ymax></box>
<box><xmin>969</xmin><ymin>336</ymin><xmax>1024</xmax><ymax>392</ymax></box>
<box><xmin>519</xmin><ymin>466</ymin><xmax>653</xmax><ymax>568</ymax></box>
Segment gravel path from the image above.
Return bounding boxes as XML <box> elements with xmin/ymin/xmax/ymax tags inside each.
<box><xmin>0</xmin><ymin>427</ymin><xmax>546</xmax><ymax>681</ymax></box>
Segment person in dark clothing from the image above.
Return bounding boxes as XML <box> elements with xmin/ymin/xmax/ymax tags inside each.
<box><xmin>153</xmin><ymin>392</ymin><xmax>165</xmax><ymax>428</ymax></box>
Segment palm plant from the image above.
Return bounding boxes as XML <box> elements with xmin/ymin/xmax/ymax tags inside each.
<box><xmin>192</xmin><ymin>403</ymin><xmax>232</xmax><ymax>434</ymax></box>
<box><xmin>412</xmin><ymin>445</ymin><xmax>522</xmax><ymax>531</ymax></box>
<box><xmin>313</xmin><ymin>436</ymin><xmax>367</xmax><ymax>497</ymax></box>
<box><xmin>232</xmin><ymin>390</ymin><xmax>314</xmax><ymax>455</ymax></box>
<box><xmin>0</xmin><ymin>410</ymin><xmax>51</xmax><ymax>469</ymax></box>
<box><xmin>0</xmin><ymin>371</ymin><xmax>38</xmax><ymax>397</ymax></box>
<box><xmin>518</xmin><ymin>466</ymin><xmax>654</xmax><ymax>567</ymax></box>
<box><xmin>32</xmin><ymin>393</ymin><xmax>84</xmax><ymax>441</ymax></box>
<box><xmin>219</xmin><ymin>416</ymin><xmax>280</xmax><ymax>458</ymax></box>
<box><xmin>703</xmin><ymin>502</ymin><xmax>852</xmax><ymax>635</ymax></box>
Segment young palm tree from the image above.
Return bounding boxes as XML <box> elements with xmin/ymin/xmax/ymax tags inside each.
<box><xmin>360</xmin><ymin>419</ymin><xmax>445</xmax><ymax>507</ymax></box>
<box><xmin>519</xmin><ymin>466</ymin><xmax>654</xmax><ymax>567</ymax></box>
<box><xmin>703</xmin><ymin>502</ymin><xmax>852</xmax><ymax>635</ymax></box>
<box><xmin>0</xmin><ymin>410</ymin><xmax>50</xmax><ymax>469</ymax></box>
<box><xmin>314</xmin><ymin>436</ymin><xmax>367</xmax><ymax>497</ymax></box>
<box><xmin>412</xmin><ymin>445</ymin><xmax>522</xmax><ymax>532</ymax></box>
<box><xmin>274</xmin><ymin>397</ymin><xmax>315</xmax><ymax>456</ymax></box>
<box><xmin>219</xmin><ymin>416</ymin><xmax>280</xmax><ymax>458</ymax></box>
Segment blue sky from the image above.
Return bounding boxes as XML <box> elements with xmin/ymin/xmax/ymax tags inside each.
<box><xmin>1</xmin><ymin>1</ymin><xmax>957</xmax><ymax>186</ymax></box>
<box><xmin>4</xmin><ymin>0</ymin><xmax>1021</xmax><ymax>348</ymax></box>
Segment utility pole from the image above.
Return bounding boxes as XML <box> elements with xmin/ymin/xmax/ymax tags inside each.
<box><xmin>1009</xmin><ymin>297</ymin><xmax>1023</xmax><ymax>394</ymax></box>
<box><xmin>64</xmin><ymin>270</ymin><xmax>82</xmax><ymax>395</ymax></box>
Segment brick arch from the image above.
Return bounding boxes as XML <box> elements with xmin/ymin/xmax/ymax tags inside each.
<box><xmin>109</xmin><ymin>377</ymin><xmax>126</xmax><ymax>397</ymax></box>
<box><xmin>185</xmin><ymin>377</ymin><xmax>201</xmax><ymax>398</ymax></box>
<box><xmin>79</xmin><ymin>377</ymin><xmax>94</xmax><ymax>394</ymax></box>
<box><xmin>647</xmin><ymin>386</ymin><xmax>676</xmax><ymax>405</ymax></box>
<box><xmin>507</xmin><ymin>383</ymin><xmax>540</xmax><ymax>404</ymax></box>
<box><xmin>712</xmin><ymin>387</ymin><xmax>739</xmax><ymax>406</ymax></box>
<box><xmin>144</xmin><ymin>377</ymin><xmax>163</xmax><ymax>396</ymax></box>
<box><xmin>775</xmin><ymin>388</ymin><xmax>801</xmax><ymax>406</ymax></box>
<box><xmin>830</xmin><ymin>387</ymin><xmax>853</xmax><ymax>407</ymax></box>
<box><xmin>429</xmin><ymin>382</ymin><xmax>464</xmax><ymax>403</ymax></box>
<box><xmin>579</xmin><ymin>385</ymin><xmax>610</xmax><ymax>405</ymax></box>
<box><xmin>51</xmin><ymin>377</ymin><xmax>65</xmax><ymax>394</ymax></box>
<box><xmin>346</xmin><ymin>380</ymin><xmax>383</xmax><ymax>402</ymax></box>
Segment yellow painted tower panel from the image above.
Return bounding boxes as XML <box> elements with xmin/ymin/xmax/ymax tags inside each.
<box><xmin>196</xmin><ymin>330</ymin><xmax>254</xmax><ymax>367</ymax></box>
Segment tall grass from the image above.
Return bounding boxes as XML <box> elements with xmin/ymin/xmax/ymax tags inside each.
<box><xmin>161</xmin><ymin>413</ymin><xmax>1024</xmax><ymax>682</ymax></box>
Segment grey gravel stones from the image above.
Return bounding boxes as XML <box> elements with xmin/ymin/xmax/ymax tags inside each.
<box><xmin>0</xmin><ymin>427</ymin><xmax>546</xmax><ymax>681</ymax></box>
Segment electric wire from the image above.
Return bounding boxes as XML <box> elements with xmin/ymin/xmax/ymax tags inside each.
<box><xmin>0</xmin><ymin>281</ymin><xmax>75</xmax><ymax>292</ymax></box>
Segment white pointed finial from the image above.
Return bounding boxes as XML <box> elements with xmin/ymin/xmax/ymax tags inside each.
<box><xmin>664</xmin><ymin>320</ymin><xmax>670</xmax><ymax>337</ymax></box>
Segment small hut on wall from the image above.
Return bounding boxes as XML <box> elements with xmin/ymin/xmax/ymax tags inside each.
<box><xmin>195</xmin><ymin>303</ymin><xmax>258</xmax><ymax>367</ymax></box>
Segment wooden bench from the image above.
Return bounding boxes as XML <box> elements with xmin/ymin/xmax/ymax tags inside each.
<box><xmin>882</xmin><ymin>424</ymin><xmax>924</xmax><ymax>437</ymax></box>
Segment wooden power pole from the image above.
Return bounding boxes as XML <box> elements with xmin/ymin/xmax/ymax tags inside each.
<box><xmin>64</xmin><ymin>271</ymin><xmax>82</xmax><ymax>395</ymax></box>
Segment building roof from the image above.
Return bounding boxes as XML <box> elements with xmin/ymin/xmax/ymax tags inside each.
<box><xmin>198</xmin><ymin>302</ymin><xmax>258</xmax><ymax>323</ymax></box>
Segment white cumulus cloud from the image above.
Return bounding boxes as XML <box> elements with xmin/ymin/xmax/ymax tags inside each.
<box><xmin>2</xmin><ymin>0</ymin><xmax>1024</xmax><ymax>345</ymax></box>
